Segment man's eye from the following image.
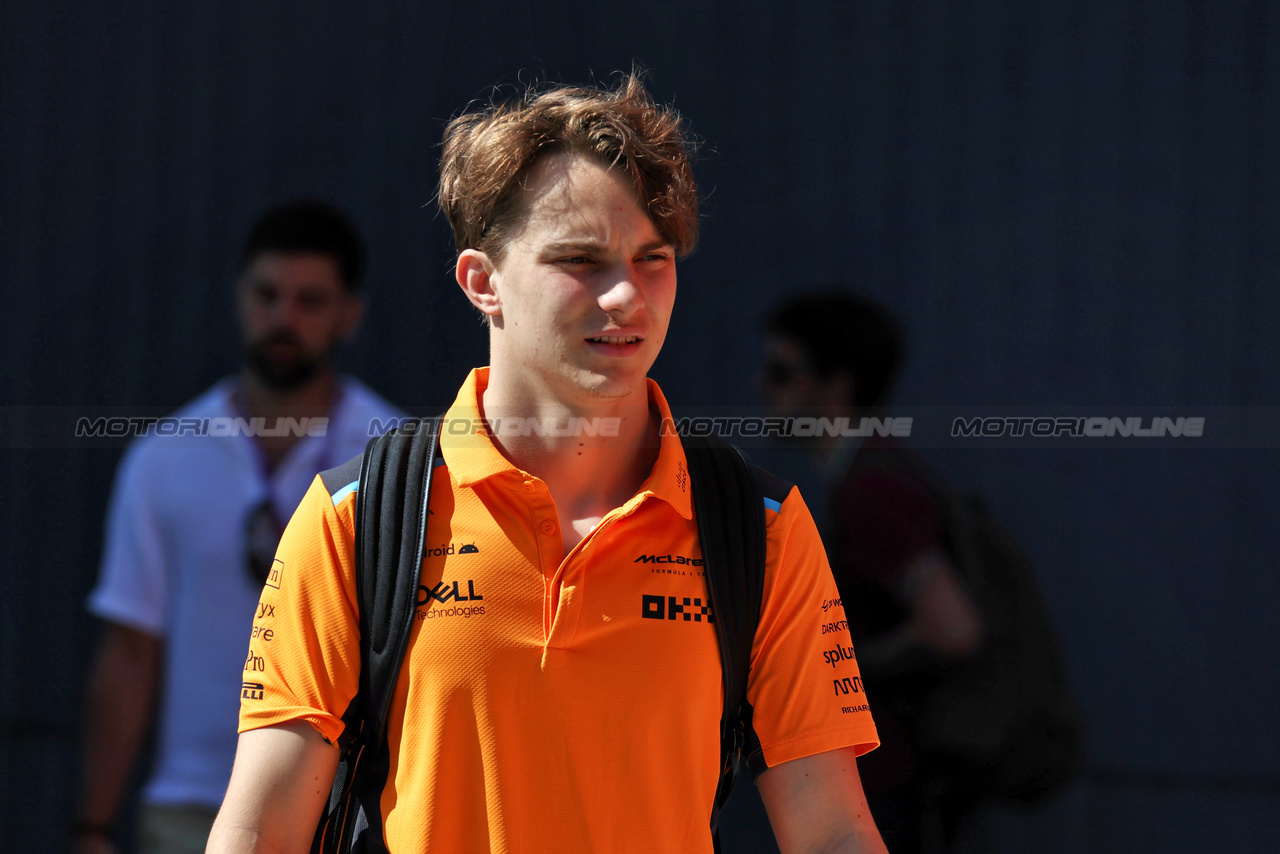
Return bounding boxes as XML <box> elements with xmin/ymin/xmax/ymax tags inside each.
<box><xmin>559</xmin><ymin>256</ymin><xmax>593</xmax><ymax>266</ymax></box>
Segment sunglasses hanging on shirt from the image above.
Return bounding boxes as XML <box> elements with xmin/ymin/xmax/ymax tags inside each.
<box><xmin>244</xmin><ymin>497</ymin><xmax>284</xmax><ymax>585</ymax></box>
<box><xmin>234</xmin><ymin>383</ymin><xmax>347</xmax><ymax>588</ymax></box>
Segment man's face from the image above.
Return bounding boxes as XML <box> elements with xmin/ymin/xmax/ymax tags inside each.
<box><xmin>236</xmin><ymin>252</ymin><xmax>361</xmax><ymax>391</ymax></box>
<box><xmin>759</xmin><ymin>334</ymin><xmax>851</xmax><ymax>416</ymax></box>
<box><xmin>475</xmin><ymin>154</ymin><xmax>677</xmax><ymax>406</ymax></box>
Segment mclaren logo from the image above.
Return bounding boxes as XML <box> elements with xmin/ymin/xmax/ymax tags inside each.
<box><xmin>634</xmin><ymin>554</ymin><xmax>703</xmax><ymax>566</ymax></box>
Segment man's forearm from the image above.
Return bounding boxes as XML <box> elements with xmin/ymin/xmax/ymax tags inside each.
<box><xmin>78</xmin><ymin>624</ymin><xmax>161</xmax><ymax>832</ymax></box>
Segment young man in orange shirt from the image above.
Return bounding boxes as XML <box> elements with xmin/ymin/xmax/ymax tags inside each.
<box><xmin>207</xmin><ymin>75</ymin><xmax>888</xmax><ymax>854</ymax></box>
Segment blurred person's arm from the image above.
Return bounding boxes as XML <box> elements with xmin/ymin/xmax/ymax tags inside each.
<box><xmin>854</xmin><ymin>548</ymin><xmax>983</xmax><ymax>677</ymax></box>
<box><xmin>77</xmin><ymin>622</ymin><xmax>161</xmax><ymax>854</ymax></box>
<box><xmin>758</xmin><ymin>746</ymin><xmax>889</xmax><ymax>854</ymax></box>
<box><xmin>206</xmin><ymin>723</ymin><xmax>337</xmax><ymax>854</ymax></box>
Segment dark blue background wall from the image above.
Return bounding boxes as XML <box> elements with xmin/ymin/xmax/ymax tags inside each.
<box><xmin>2</xmin><ymin>1</ymin><xmax>1278</xmax><ymax>851</ymax></box>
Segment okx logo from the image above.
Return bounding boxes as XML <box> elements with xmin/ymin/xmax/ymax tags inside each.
<box><xmin>418</xmin><ymin>580</ymin><xmax>484</xmax><ymax>605</ymax></box>
<box><xmin>641</xmin><ymin>594</ymin><xmax>714</xmax><ymax>623</ymax></box>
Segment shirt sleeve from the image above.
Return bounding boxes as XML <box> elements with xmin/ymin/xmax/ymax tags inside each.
<box><xmin>238</xmin><ymin>476</ymin><xmax>362</xmax><ymax>745</ymax></box>
<box><xmin>744</xmin><ymin>485</ymin><xmax>880</xmax><ymax>772</ymax></box>
<box><xmin>86</xmin><ymin>442</ymin><xmax>169</xmax><ymax>636</ymax></box>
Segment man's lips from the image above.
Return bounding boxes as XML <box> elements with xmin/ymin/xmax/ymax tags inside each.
<box><xmin>585</xmin><ymin>333</ymin><xmax>644</xmax><ymax>356</ymax></box>
<box><xmin>585</xmin><ymin>334</ymin><xmax>642</xmax><ymax>345</ymax></box>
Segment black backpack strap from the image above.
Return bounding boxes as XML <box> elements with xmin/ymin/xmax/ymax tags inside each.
<box><xmin>313</xmin><ymin>417</ymin><xmax>440</xmax><ymax>854</ymax></box>
<box><xmin>354</xmin><ymin>417</ymin><xmax>440</xmax><ymax>746</ymax></box>
<box><xmin>678</xmin><ymin>429</ymin><xmax>767</xmax><ymax>845</ymax></box>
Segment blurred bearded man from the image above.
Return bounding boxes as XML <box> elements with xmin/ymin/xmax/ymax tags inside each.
<box><xmin>77</xmin><ymin>200</ymin><xmax>403</xmax><ymax>854</ymax></box>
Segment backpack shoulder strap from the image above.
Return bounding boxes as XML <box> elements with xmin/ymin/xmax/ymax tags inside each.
<box><xmin>678</xmin><ymin>429</ymin><xmax>767</xmax><ymax>842</ymax></box>
<box><xmin>314</xmin><ymin>417</ymin><xmax>439</xmax><ymax>853</ymax></box>
<box><xmin>353</xmin><ymin>417</ymin><xmax>440</xmax><ymax>745</ymax></box>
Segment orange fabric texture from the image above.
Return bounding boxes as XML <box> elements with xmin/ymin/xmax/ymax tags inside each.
<box><xmin>240</xmin><ymin>368</ymin><xmax>878</xmax><ymax>853</ymax></box>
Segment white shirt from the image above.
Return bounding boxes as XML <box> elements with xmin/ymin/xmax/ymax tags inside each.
<box><xmin>87</xmin><ymin>376</ymin><xmax>404</xmax><ymax>808</ymax></box>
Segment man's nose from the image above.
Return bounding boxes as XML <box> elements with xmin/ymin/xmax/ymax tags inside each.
<box><xmin>598</xmin><ymin>265</ymin><xmax>646</xmax><ymax>319</ymax></box>
<box><xmin>268</xmin><ymin>295</ymin><xmax>305</xmax><ymax>329</ymax></box>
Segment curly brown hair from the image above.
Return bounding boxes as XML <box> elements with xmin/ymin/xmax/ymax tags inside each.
<box><xmin>437</xmin><ymin>72</ymin><xmax>699</xmax><ymax>262</ymax></box>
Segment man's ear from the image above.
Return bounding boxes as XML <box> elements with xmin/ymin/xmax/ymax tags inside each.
<box><xmin>456</xmin><ymin>249</ymin><xmax>502</xmax><ymax>319</ymax></box>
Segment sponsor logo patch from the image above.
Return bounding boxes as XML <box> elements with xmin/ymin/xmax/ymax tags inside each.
<box><xmin>264</xmin><ymin>559</ymin><xmax>283</xmax><ymax>590</ymax></box>
<box><xmin>833</xmin><ymin>676</ymin><xmax>864</xmax><ymax>696</ymax></box>
<box><xmin>822</xmin><ymin>643</ymin><xmax>856</xmax><ymax>667</ymax></box>
<box><xmin>634</xmin><ymin>554</ymin><xmax>703</xmax><ymax>566</ymax></box>
<box><xmin>417</xmin><ymin>580</ymin><xmax>484</xmax><ymax>606</ymax></box>
<box><xmin>641</xmin><ymin>593</ymin><xmax>714</xmax><ymax>623</ymax></box>
<box><xmin>425</xmin><ymin>543</ymin><xmax>481</xmax><ymax>557</ymax></box>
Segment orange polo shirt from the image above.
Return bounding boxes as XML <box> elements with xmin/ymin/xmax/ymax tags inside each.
<box><xmin>240</xmin><ymin>368</ymin><xmax>878</xmax><ymax>853</ymax></box>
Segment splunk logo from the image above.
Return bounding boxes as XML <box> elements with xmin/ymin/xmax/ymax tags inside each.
<box><xmin>822</xmin><ymin>643</ymin><xmax>857</xmax><ymax>668</ymax></box>
<box><xmin>641</xmin><ymin>594</ymin><xmax>714</xmax><ymax>623</ymax></box>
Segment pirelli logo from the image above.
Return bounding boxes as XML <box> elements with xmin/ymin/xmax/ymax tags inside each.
<box><xmin>642</xmin><ymin>594</ymin><xmax>714</xmax><ymax>623</ymax></box>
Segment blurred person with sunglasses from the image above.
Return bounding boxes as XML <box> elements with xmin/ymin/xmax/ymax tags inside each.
<box><xmin>77</xmin><ymin>200</ymin><xmax>403</xmax><ymax>854</ymax></box>
<box><xmin>760</xmin><ymin>292</ymin><xmax>984</xmax><ymax>854</ymax></box>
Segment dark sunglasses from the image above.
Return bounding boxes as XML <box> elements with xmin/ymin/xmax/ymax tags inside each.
<box><xmin>243</xmin><ymin>499</ymin><xmax>284</xmax><ymax>586</ymax></box>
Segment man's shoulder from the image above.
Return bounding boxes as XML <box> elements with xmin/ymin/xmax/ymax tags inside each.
<box><xmin>113</xmin><ymin>379</ymin><xmax>237</xmax><ymax>464</ymax></box>
<box><xmin>841</xmin><ymin>437</ymin><xmax>945</xmax><ymax>506</ymax></box>
<box><xmin>338</xmin><ymin>376</ymin><xmax>406</xmax><ymax>421</ymax></box>
<box><xmin>751</xmin><ymin>461</ymin><xmax>795</xmax><ymax>510</ymax></box>
<box><xmin>319</xmin><ymin>453</ymin><xmax>364</xmax><ymax>502</ymax></box>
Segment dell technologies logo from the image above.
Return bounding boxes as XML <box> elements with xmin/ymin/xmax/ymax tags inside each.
<box><xmin>418</xmin><ymin>580</ymin><xmax>484</xmax><ymax>605</ymax></box>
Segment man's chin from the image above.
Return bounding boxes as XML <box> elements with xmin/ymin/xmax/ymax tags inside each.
<box><xmin>247</xmin><ymin>356</ymin><xmax>322</xmax><ymax>392</ymax></box>
<box><xmin>568</xmin><ymin>366</ymin><xmax>649</xmax><ymax>403</ymax></box>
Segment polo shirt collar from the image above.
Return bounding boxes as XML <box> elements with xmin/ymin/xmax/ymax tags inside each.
<box><xmin>438</xmin><ymin>368</ymin><xmax>513</xmax><ymax>487</ymax></box>
<box><xmin>636</xmin><ymin>380</ymin><xmax>693</xmax><ymax>520</ymax></box>
<box><xmin>439</xmin><ymin>368</ymin><xmax>693</xmax><ymax>520</ymax></box>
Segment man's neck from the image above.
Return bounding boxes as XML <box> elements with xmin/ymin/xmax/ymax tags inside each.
<box><xmin>480</xmin><ymin>374</ymin><xmax>659</xmax><ymax>551</ymax></box>
<box><xmin>804</xmin><ymin>407</ymin><xmax>865</xmax><ymax>481</ymax></box>
<box><xmin>238</xmin><ymin>368</ymin><xmax>340</xmax><ymax>470</ymax></box>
